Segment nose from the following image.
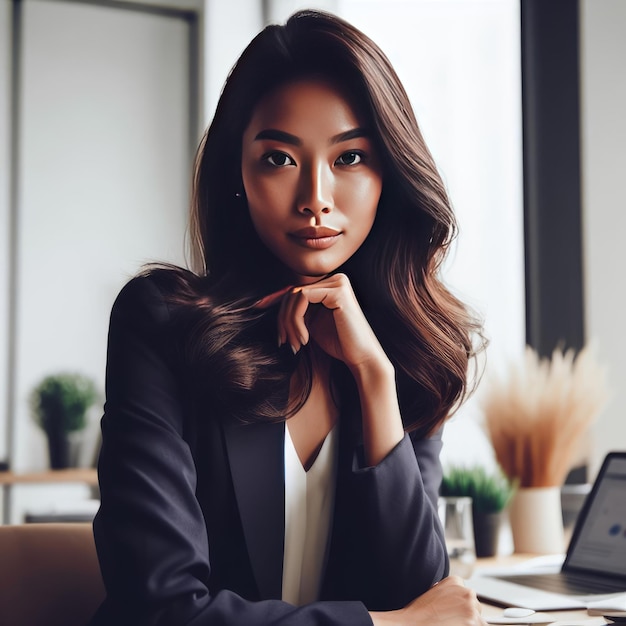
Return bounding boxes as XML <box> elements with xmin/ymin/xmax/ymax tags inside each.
<box><xmin>296</xmin><ymin>160</ymin><xmax>333</xmax><ymax>221</ymax></box>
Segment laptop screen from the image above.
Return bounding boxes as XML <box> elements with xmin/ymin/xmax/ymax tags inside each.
<box><xmin>565</xmin><ymin>453</ymin><xmax>626</xmax><ymax>577</ymax></box>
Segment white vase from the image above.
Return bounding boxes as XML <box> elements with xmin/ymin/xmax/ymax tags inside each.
<box><xmin>509</xmin><ymin>486</ymin><xmax>565</xmax><ymax>554</ymax></box>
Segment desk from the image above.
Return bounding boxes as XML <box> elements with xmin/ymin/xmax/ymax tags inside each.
<box><xmin>476</xmin><ymin>555</ymin><xmax>609</xmax><ymax>625</ymax></box>
<box><xmin>0</xmin><ymin>469</ymin><xmax>98</xmax><ymax>524</ymax></box>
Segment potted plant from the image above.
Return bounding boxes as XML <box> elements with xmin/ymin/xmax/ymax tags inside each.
<box><xmin>29</xmin><ymin>372</ymin><xmax>99</xmax><ymax>469</ymax></box>
<box><xmin>441</xmin><ymin>465</ymin><xmax>514</xmax><ymax>557</ymax></box>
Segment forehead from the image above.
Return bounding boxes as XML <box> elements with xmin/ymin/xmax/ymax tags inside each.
<box><xmin>245</xmin><ymin>78</ymin><xmax>366</xmax><ymax>135</ymax></box>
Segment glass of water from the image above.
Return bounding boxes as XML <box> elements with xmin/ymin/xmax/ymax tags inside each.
<box><xmin>437</xmin><ymin>496</ymin><xmax>476</xmax><ymax>578</ymax></box>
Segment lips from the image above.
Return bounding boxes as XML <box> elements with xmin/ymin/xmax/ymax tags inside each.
<box><xmin>291</xmin><ymin>226</ymin><xmax>341</xmax><ymax>239</ymax></box>
<box><xmin>288</xmin><ymin>226</ymin><xmax>342</xmax><ymax>250</ymax></box>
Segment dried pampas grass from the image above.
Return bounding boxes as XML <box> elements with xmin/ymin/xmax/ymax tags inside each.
<box><xmin>482</xmin><ymin>345</ymin><xmax>610</xmax><ymax>488</ymax></box>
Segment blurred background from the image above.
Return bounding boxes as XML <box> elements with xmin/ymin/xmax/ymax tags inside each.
<box><xmin>0</xmin><ymin>0</ymin><xmax>624</xmax><ymax>524</ymax></box>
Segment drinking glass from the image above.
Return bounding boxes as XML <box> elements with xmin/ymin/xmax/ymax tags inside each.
<box><xmin>437</xmin><ymin>496</ymin><xmax>476</xmax><ymax>578</ymax></box>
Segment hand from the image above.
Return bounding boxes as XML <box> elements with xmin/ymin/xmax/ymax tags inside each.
<box><xmin>370</xmin><ymin>576</ymin><xmax>488</xmax><ymax>626</ymax></box>
<box><xmin>273</xmin><ymin>273</ymin><xmax>388</xmax><ymax>372</ymax></box>
<box><xmin>255</xmin><ymin>275</ymin><xmax>404</xmax><ymax>466</ymax></box>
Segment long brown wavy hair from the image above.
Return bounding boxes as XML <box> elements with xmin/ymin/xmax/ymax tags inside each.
<box><xmin>150</xmin><ymin>9</ymin><xmax>485</xmax><ymax>437</ymax></box>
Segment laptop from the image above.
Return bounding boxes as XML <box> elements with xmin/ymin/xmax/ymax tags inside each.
<box><xmin>467</xmin><ymin>451</ymin><xmax>626</xmax><ymax>610</ymax></box>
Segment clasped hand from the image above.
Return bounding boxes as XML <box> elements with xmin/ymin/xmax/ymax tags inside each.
<box><xmin>257</xmin><ymin>273</ymin><xmax>388</xmax><ymax>372</ymax></box>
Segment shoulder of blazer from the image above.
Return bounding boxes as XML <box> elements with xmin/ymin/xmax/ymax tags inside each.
<box><xmin>109</xmin><ymin>273</ymin><xmax>177</xmax><ymax>335</ymax></box>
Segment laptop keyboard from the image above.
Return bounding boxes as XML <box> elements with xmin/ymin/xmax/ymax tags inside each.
<box><xmin>495</xmin><ymin>572</ymin><xmax>626</xmax><ymax>595</ymax></box>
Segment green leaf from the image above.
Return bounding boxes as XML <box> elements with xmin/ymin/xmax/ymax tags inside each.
<box><xmin>441</xmin><ymin>465</ymin><xmax>515</xmax><ymax>513</ymax></box>
<box><xmin>29</xmin><ymin>373</ymin><xmax>100</xmax><ymax>433</ymax></box>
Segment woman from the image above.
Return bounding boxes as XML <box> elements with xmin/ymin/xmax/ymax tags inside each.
<box><xmin>90</xmin><ymin>9</ymin><xmax>486</xmax><ymax>626</ymax></box>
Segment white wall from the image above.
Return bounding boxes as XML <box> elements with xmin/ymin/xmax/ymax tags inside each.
<box><xmin>13</xmin><ymin>0</ymin><xmax>190</xmax><ymax>473</ymax></box>
<box><xmin>263</xmin><ymin>0</ymin><xmax>337</xmax><ymax>24</ymax></box>
<box><xmin>2</xmin><ymin>0</ymin><xmax>193</xmax><ymax>523</ymax></box>
<box><xmin>202</xmin><ymin>0</ymin><xmax>263</xmax><ymax>124</ymax></box>
<box><xmin>580</xmin><ymin>0</ymin><xmax>626</xmax><ymax>476</ymax></box>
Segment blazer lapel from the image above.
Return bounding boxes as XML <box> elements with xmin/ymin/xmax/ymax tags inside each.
<box><xmin>320</xmin><ymin>408</ymin><xmax>360</xmax><ymax>600</ymax></box>
<box><xmin>222</xmin><ymin>416</ymin><xmax>285</xmax><ymax>600</ymax></box>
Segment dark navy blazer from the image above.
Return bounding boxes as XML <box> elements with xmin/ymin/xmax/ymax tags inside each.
<box><xmin>89</xmin><ymin>276</ymin><xmax>448</xmax><ymax>626</ymax></box>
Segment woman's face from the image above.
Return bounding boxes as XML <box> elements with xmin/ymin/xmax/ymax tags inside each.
<box><xmin>241</xmin><ymin>79</ymin><xmax>383</xmax><ymax>285</ymax></box>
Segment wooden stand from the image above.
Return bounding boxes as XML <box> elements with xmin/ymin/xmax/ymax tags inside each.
<box><xmin>0</xmin><ymin>469</ymin><xmax>98</xmax><ymax>525</ymax></box>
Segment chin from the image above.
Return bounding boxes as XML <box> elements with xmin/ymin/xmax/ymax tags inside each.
<box><xmin>293</xmin><ymin>271</ymin><xmax>333</xmax><ymax>285</ymax></box>
<box><xmin>277</xmin><ymin>252</ymin><xmax>351</xmax><ymax>284</ymax></box>
<box><xmin>294</xmin><ymin>257</ymin><xmax>354</xmax><ymax>282</ymax></box>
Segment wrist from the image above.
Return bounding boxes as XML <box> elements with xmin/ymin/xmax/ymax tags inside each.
<box><xmin>369</xmin><ymin>608</ymin><xmax>404</xmax><ymax>626</ymax></box>
<box><xmin>348</xmin><ymin>353</ymin><xmax>395</xmax><ymax>389</ymax></box>
<box><xmin>353</xmin><ymin>356</ymin><xmax>405</xmax><ymax>467</ymax></box>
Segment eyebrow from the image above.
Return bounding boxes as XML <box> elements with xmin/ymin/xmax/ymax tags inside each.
<box><xmin>330</xmin><ymin>128</ymin><xmax>369</xmax><ymax>144</ymax></box>
<box><xmin>253</xmin><ymin>127</ymin><xmax>370</xmax><ymax>146</ymax></box>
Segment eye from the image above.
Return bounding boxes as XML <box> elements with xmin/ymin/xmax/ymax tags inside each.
<box><xmin>335</xmin><ymin>151</ymin><xmax>363</xmax><ymax>166</ymax></box>
<box><xmin>264</xmin><ymin>151</ymin><xmax>295</xmax><ymax>167</ymax></box>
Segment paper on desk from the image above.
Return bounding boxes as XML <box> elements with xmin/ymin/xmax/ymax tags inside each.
<box><xmin>478</xmin><ymin>554</ymin><xmax>566</xmax><ymax>577</ymax></box>
<box><xmin>486</xmin><ymin>611</ymin><xmax>554</xmax><ymax>624</ymax></box>
<box><xmin>587</xmin><ymin>595</ymin><xmax>626</xmax><ymax>614</ymax></box>
<box><xmin>549</xmin><ymin>620</ymin><xmax>609</xmax><ymax>626</ymax></box>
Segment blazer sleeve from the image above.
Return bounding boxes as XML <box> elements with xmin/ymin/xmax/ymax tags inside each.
<box><xmin>323</xmin><ymin>427</ymin><xmax>449</xmax><ymax>611</ymax></box>
<box><xmin>90</xmin><ymin>276</ymin><xmax>372</xmax><ymax>626</ymax></box>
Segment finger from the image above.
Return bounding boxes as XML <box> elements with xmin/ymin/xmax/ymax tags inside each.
<box><xmin>286</xmin><ymin>288</ymin><xmax>310</xmax><ymax>353</ymax></box>
<box><xmin>299</xmin><ymin>274</ymin><xmax>347</xmax><ymax>304</ymax></box>
<box><xmin>279</xmin><ymin>288</ymin><xmax>298</xmax><ymax>353</ymax></box>
<box><xmin>291</xmin><ymin>290</ymin><xmax>311</xmax><ymax>347</ymax></box>
<box><xmin>279</xmin><ymin>288</ymin><xmax>308</xmax><ymax>353</ymax></box>
<box><xmin>277</xmin><ymin>289</ymin><xmax>291</xmax><ymax>348</ymax></box>
<box><xmin>298</xmin><ymin>275</ymin><xmax>357</xmax><ymax>313</ymax></box>
<box><xmin>298</xmin><ymin>286</ymin><xmax>337</xmax><ymax>309</ymax></box>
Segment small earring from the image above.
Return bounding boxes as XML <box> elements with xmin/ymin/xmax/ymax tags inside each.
<box><xmin>235</xmin><ymin>191</ymin><xmax>243</xmax><ymax>198</ymax></box>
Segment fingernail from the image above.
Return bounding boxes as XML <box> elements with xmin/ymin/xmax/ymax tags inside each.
<box><xmin>291</xmin><ymin>344</ymin><xmax>298</xmax><ymax>355</ymax></box>
<box><xmin>299</xmin><ymin>335</ymin><xmax>307</xmax><ymax>345</ymax></box>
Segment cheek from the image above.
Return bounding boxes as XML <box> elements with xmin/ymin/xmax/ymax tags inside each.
<box><xmin>341</xmin><ymin>175</ymin><xmax>382</xmax><ymax>220</ymax></box>
<box><xmin>360</xmin><ymin>179</ymin><xmax>382</xmax><ymax>238</ymax></box>
<box><xmin>244</xmin><ymin>175</ymin><xmax>292</xmax><ymax>219</ymax></box>
<box><xmin>247</xmin><ymin>205</ymin><xmax>274</xmax><ymax>241</ymax></box>
<box><xmin>247</xmin><ymin>196</ymin><xmax>287</xmax><ymax>249</ymax></box>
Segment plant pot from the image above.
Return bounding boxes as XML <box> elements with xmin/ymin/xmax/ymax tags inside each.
<box><xmin>509</xmin><ymin>486</ymin><xmax>565</xmax><ymax>554</ymax></box>
<box><xmin>47</xmin><ymin>430</ymin><xmax>83</xmax><ymax>469</ymax></box>
<box><xmin>472</xmin><ymin>510</ymin><xmax>503</xmax><ymax>557</ymax></box>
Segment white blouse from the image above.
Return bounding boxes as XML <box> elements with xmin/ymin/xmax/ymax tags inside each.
<box><xmin>281</xmin><ymin>422</ymin><xmax>339</xmax><ymax>606</ymax></box>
